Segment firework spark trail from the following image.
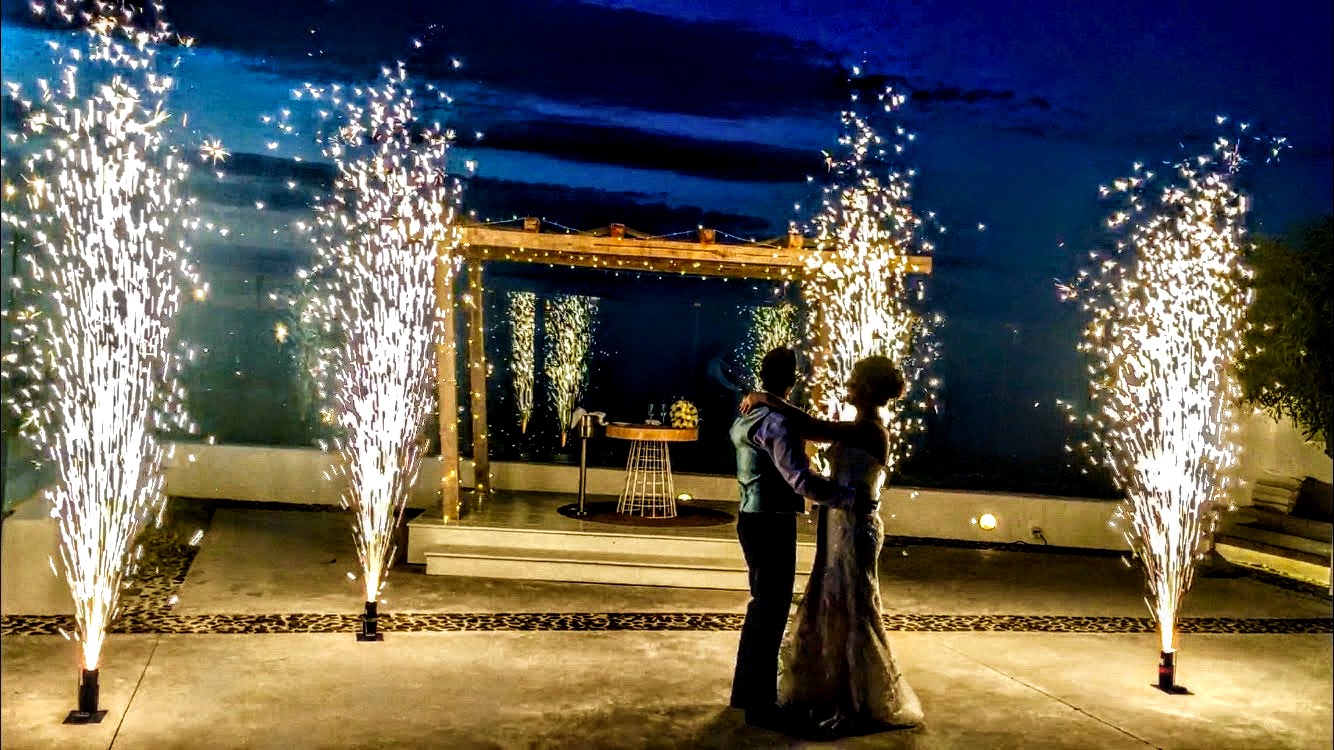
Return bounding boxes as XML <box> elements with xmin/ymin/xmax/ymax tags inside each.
<box><xmin>1071</xmin><ymin>126</ymin><xmax>1286</xmax><ymax>652</ymax></box>
<box><xmin>745</xmin><ymin>302</ymin><xmax>799</xmax><ymax>389</ymax></box>
<box><xmin>543</xmin><ymin>295</ymin><xmax>597</xmax><ymax>446</ymax></box>
<box><xmin>801</xmin><ymin>86</ymin><xmax>940</xmax><ymax>472</ymax></box>
<box><xmin>509</xmin><ymin>291</ymin><xmax>536</xmax><ymax>433</ymax></box>
<box><xmin>0</xmin><ymin>3</ymin><xmax>202</xmax><ymax>670</ymax></box>
<box><xmin>295</xmin><ymin>64</ymin><xmax>461</xmax><ymax>604</ymax></box>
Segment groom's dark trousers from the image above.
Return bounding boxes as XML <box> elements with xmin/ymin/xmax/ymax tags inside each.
<box><xmin>730</xmin><ymin>511</ymin><xmax>797</xmax><ymax>709</ymax></box>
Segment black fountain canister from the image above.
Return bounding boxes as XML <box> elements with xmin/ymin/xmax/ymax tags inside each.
<box><xmin>64</xmin><ymin>668</ymin><xmax>108</xmax><ymax>723</ymax></box>
<box><xmin>357</xmin><ymin>600</ymin><xmax>383</xmax><ymax>642</ymax></box>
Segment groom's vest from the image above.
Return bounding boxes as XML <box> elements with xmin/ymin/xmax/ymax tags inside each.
<box><xmin>731</xmin><ymin>407</ymin><xmax>804</xmax><ymax>514</ymax></box>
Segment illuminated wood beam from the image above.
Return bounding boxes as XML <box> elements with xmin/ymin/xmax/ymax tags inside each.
<box><xmin>457</xmin><ymin>225</ymin><xmax>932</xmax><ymax>278</ymax></box>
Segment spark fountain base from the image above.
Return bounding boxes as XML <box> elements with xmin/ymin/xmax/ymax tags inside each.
<box><xmin>63</xmin><ymin>669</ymin><xmax>108</xmax><ymax>724</ymax></box>
<box><xmin>1153</xmin><ymin>650</ymin><xmax>1191</xmax><ymax>695</ymax></box>
<box><xmin>356</xmin><ymin>600</ymin><xmax>383</xmax><ymax>642</ymax></box>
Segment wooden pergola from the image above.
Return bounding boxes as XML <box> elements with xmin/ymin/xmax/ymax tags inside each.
<box><xmin>433</xmin><ymin>219</ymin><xmax>933</xmax><ymax>520</ymax></box>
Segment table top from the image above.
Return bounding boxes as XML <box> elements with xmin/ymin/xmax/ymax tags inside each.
<box><xmin>604</xmin><ymin>422</ymin><xmax>699</xmax><ymax>442</ymax></box>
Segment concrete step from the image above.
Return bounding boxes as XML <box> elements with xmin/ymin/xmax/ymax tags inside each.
<box><xmin>1243</xmin><ymin>507</ymin><xmax>1333</xmax><ymax>543</ymax></box>
<box><xmin>1214</xmin><ymin>532</ymin><xmax>1332</xmax><ymax>568</ymax></box>
<box><xmin>424</xmin><ymin>545</ymin><xmax>753</xmax><ymax>590</ymax></box>
<box><xmin>409</xmin><ymin>519</ymin><xmax>819</xmax><ymax>590</ymax></box>
<box><xmin>1223</xmin><ymin>524</ymin><xmax>1333</xmax><ymax>558</ymax></box>
<box><xmin>406</xmin><ymin>517</ymin><xmax>815</xmax><ymax>564</ymax></box>
<box><xmin>1215</xmin><ymin>540</ymin><xmax>1331</xmax><ymax>589</ymax></box>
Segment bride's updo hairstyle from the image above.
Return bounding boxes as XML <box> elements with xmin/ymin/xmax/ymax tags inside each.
<box><xmin>852</xmin><ymin>356</ymin><xmax>906</xmax><ymax>406</ymax></box>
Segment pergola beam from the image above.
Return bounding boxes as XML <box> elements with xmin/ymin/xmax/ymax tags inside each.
<box><xmin>457</xmin><ymin>224</ymin><xmax>933</xmax><ymax>279</ymax></box>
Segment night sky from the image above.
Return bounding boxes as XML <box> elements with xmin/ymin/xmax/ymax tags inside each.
<box><xmin>2</xmin><ymin>0</ymin><xmax>1330</xmax><ymax>470</ymax></box>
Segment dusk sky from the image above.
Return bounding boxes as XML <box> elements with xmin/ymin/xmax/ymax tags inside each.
<box><xmin>2</xmin><ymin>0</ymin><xmax>1330</xmax><ymax>466</ymax></box>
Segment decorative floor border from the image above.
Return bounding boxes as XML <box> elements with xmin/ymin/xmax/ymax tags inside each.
<box><xmin>4</xmin><ymin>611</ymin><xmax>1331</xmax><ymax>636</ymax></box>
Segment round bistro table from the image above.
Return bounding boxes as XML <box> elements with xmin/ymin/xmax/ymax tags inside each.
<box><xmin>604</xmin><ymin>422</ymin><xmax>699</xmax><ymax>518</ymax></box>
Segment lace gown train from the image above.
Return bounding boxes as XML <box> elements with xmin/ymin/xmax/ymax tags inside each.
<box><xmin>777</xmin><ymin>443</ymin><xmax>924</xmax><ymax>728</ymax></box>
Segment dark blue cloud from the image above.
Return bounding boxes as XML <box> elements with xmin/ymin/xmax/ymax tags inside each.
<box><xmin>5</xmin><ymin>0</ymin><xmax>849</xmax><ymax>119</ymax></box>
<box><xmin>476</xmin><ymin>119</ymin><xmax>823</xmax><ymax>183</ymax></box>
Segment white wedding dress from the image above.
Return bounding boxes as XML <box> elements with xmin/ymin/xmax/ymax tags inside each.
<box><xmin>777</xmin><ymin>441</ymin><xmax>924</xmax><ymax>729</ymax></box>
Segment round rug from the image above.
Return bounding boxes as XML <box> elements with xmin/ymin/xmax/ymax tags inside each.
<box><xmin>556</xmin><ymin>501</ymin><xmax>734</xmax><ymax>528</ymax></box>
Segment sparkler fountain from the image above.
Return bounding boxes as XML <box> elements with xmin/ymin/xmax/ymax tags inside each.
<box><xmin>543</xmin><ymin>295</ymin><xmax>598</xmax><ymax>447</ymax></box>
<box><xmin>801</xmin><ymin>83</ymin><xmax>940</xmax><ymax>472</ymax></box>
<box><xmin>296</xmin><ymin>64</ymin><xmax>461</xmax><ymax>641</ymax></box>
<box><xmin>1065</xmin><ymin>124</ymin><xmax>1287</xmax><ymax>692</ymax></box>
<box><xmin>1</xmin><ymin>2</ymin><xmax>204</xmax><ymax>722</ymax></box>
<box><xmin>509</xmin><ymin>291</ymin><xmax>537</xmax><ymax>434</ymax></box>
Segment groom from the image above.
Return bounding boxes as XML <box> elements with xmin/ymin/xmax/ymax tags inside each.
<box><xmin>729</xmin><ymin>346</ymin><xmax>856</xmax><ymax>730</ymax></box>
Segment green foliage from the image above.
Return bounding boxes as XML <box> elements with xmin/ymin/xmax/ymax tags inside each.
<box><xmin>1237</xmin><ymin>217</ymin><xmax>1333</xmax><ymax>454</ymax></box>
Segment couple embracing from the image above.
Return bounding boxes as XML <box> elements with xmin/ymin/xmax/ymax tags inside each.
<box><xmin>729</xmin><ymin>346</ymin><xmax>923</xmax><ymax>739</ymax></box>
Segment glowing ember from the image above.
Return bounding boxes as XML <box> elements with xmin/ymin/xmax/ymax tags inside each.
<box><xmin>0</xmin><ymin>2</ymin><xmax>201</xmax><ymax>670</ymax></box>
<box><xmin>296</xmin><ymin>63</ymin><xmax>461</xmax><ymax>604</ymax></box>
<box><xmin>543</xmin><ymin>295</ymin><xmax>597</xmax><ymax>446</ymax></box>
<box><xmin>801</xmin><ymin>84</ymin><xmax>939</xmax><ymax>472</ymax></box>
<box><xmin>508</xmin><ymin>291</ymin><xmax>536</xmax><ymax>434</ymax></box>
<box><xmin>1068</xmin><ymin>124</ymin><xmax>1286</xmax><ymax>652</ymax></box>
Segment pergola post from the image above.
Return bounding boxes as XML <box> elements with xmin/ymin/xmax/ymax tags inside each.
<box><xmin>434</xmin><ymin>245</ymin><xmax>461</xmax><ymax>520</ymax></box>
<box><xmin>806</xmin><ymin>286</ymin><xmax>834</xmax><ymax>416</ymax></box>
<box><xmin>466</xmin><ymin>258</ymin><xmax>491</xmax><ymax>505</ymax></box>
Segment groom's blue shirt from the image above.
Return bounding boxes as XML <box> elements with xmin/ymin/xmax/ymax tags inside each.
<box><xmin>731</xmin><ymin>404</ymin><xmax>855</xmax><ymax>513</ymax></box>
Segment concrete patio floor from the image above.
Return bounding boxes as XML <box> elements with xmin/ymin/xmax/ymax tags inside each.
<box><xmin>2</xmin><ymin>501</ymin><xmax>1331</xmax><ymax>749</ymax></box>
<box><xmin>4</xmin><ymin>631</ymin><xmax>1330</xmax><ymax>750</ymax></box>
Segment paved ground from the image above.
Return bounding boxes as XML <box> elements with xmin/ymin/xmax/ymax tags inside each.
<box><xmin>2</xmin><ymin>501</ymin><xmax>1331</xmax><ymax>749</ymax></box>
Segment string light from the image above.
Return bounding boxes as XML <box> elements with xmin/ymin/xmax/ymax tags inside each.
<box><xmin>744</xmin><ymin>301</ymin><xmax>800</xmax><ymax>388</ymax></box>
<box><xmin>543</xmin><ymin>295</ymin><xmax>597</xmax><ymax>446</ymax></box>
<box><xmin>1066</xmin><ymin>123</ymin><xmax>1287</xmax><ymax>657</ymax></box>
<box><xmin>508</xmin><ymin>291</ymin><xmax>536</xmax><ymax>434</ymax></box>
<box><xmin>801</xmin><ymin>84</ymin><xmax>941</xmax><ymax>472</ymax></box>
<box><xmin>0</xmin><ymin>0</ymin><xmax>205</xmax><ymax>701</ymax></box>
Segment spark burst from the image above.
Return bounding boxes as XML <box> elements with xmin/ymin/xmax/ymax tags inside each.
<box><xmin>1069</xmin><ymin>125</ymin><xmax>1286</xmax><ymax>655</ymax></box>
<box><xmin>0</xmin><ymin>2</ymin><xmax>202</xmax><ymax>675</ymax></box>
<box><xmin>296</xmin><ymin>64</ymin><xmax>461</xmax><ymax>611</ymax></box>
<box><xmin>801</xmin><ymin>84</ymin><xmax>940</xmax><ymax>471</ymax></box>
<box><xmin>543</xmin><ymin>295</ymin><xmax>597</xmax><ymax>447</ymax></box>
<box><xmin>508</xmin><ymin>291</ymin><xmax>536</xmax><ymax>434</ymax></box>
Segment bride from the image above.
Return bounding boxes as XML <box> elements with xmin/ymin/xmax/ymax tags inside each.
<box><xmin>743</xmin><ymin>355</ymin><xmax>924</xmax><ymax>736</ymax></box>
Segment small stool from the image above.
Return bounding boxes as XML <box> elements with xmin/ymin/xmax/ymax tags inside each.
<box><xmin>604</xmin><ymin>423</ymin><xmax>699</xmax><ymax>519</ymax></box>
